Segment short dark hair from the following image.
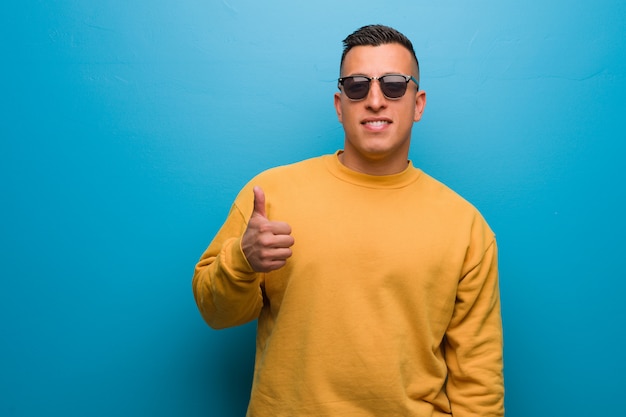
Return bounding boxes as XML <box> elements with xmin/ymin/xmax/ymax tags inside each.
<box><xmin>340</xmin><ymin>24</ymin><xmax>420</xmax><ymax>81</ymax></box>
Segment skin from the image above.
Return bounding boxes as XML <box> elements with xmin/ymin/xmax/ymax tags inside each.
<box><xmin>334</xmin><ymin>43</ymin><xmax>427</xmax><ymax>175</ymax></box>
<box><xmin>242</xmin><ymin>42</ymin><xmax>427</xmax><ymax>272</ymax></box>
<box><xmin>241</xmin><ymin>186</ymin><xmax>294</xmax><ymax>272</ymax></box>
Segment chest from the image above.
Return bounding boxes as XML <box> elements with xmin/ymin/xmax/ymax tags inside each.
<box><xmin>263</xmin><ymin>187</ymin><xmax>469</xmax><ymax>316</ymax></box>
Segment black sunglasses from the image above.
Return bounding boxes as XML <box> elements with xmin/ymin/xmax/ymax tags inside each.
<box><xmin>338</xmin><ymin>74</ymin><xmax>419</xmax><ymax>101</ymax></box>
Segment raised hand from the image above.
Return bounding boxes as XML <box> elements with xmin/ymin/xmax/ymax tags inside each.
<box><xmin>241</xmin><ymin>186</ymin><xmax>294</xmax><ymax>272</ymax></box>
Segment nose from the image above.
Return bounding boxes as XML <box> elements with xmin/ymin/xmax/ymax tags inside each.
<box><xmin>365</xmin><ymin>79</ymin><xmax>387</xmax><ymax>111</ymax></box>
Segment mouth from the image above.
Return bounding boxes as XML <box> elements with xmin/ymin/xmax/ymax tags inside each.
<box><xmin>361</xmin><ymin>118</ymin><xmax>392</xmax><ymax>130</ymax></box>
<box><xmin>363</xmin><ymin>120</ymin><xmax>391</xmax><ymax>127</ymax></box>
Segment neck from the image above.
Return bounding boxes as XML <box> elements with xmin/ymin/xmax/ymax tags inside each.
<box><xmin>338</xmin><ymin>151</ymin><xmax>409</xmax><ymax>176</ymax></box>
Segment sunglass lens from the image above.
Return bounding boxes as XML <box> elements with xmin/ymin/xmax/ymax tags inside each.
<box><xmin>380</xmin><ymin>75</ymin><xmax>408</xmax><ymax>99</ymax></box>
<box><xmin>344</xmin><ymin>77</ymin><xmax>370</xmax><ymax>100</ymax></box>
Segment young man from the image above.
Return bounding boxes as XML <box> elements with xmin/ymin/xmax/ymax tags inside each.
<box><xmin>193</xmin><ymin>25</ymin><xmax>504</xmax><ymax>416</ymax></box>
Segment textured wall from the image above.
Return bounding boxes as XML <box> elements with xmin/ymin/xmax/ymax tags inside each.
<box><xmin>2</xmin><ymin>1</ymin><xmax>625</xmax><ymax>416</ymax></box>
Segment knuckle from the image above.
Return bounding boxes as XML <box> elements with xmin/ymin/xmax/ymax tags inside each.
<box><xmin>257</xmin><ymin>222</ymin><xmax>273</xmax><ymax>234</ymax></box>
<box><xmin>257</xmin><ymin>234</ymin><xmax>272</xmax><ymax>247</ymax></box>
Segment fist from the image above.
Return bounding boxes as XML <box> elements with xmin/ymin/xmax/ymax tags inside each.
<box><xmin>241</xmin><ymin>186</ymin><xmax>295</xmax><ymax>272</ymax></box>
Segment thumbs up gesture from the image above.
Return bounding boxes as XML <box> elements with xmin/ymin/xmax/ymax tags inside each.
<box><xmin>241</xmin><ymin>186</ymin><xmax>295</xmax><ymax>272</ymax></box>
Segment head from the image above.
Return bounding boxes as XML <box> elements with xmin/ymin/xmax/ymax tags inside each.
<box><xmin>334</xmin><ymin>25</ymin><xmax>426</xmax><ymax>175</ymax></box>
<box><xmin>340</xmin><ymin>24</ymin><xmax>420</xmax><ymax>84</ymax></box>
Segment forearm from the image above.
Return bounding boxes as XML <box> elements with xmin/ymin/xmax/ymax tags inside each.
<box><xmin>192</xmin><ymin>207</ymin><xmax>264</xmax><ymax>329</ymax></box>
<box><xmin>445</xmin><ymin>240</ymin><xmax>504</xmax><ymax>416</ymax></box>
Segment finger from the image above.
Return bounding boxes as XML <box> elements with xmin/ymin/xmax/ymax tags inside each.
<box><xmin>263</xmin><ymin>248</ymin><xmax>293</xmax><ymax>267</ymax></box>
<box><xmin>252</xmin><ymin>245</ymin><xmax>293</xmax><ymax>272</ymax></box>
<box><xmin>267</xmin><ymin>220</ymin><xmax>292</xmax><ymax>236</ymax></box>
<box><xmin>257</xmin><ymin>230</ymin><xmax>294</xmax><ymax>248</ymax></box>
<box><xmin>268</xmin><ymin>234</ymin><xmax>295</xmax><ymax>249</ymax></box>
<box><xmin>252</xmin><ymin>186</ymin><xmax>266</xmax><ymax>218</ymax></box>
<box><xmin>263</xmin><ymin>246</ymin><xmax>293</xmax><ymax>261</ymax></box>
<box><xmin>258</xmin><ymin>259</ymin><xmax>288</xmax><ymax>273</ymax></box>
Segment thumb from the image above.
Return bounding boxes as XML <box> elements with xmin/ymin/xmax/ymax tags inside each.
<box><xmin>252</xmin><ymin>186</ymin><xmax>267</xmax><ymax>218</ymax></box>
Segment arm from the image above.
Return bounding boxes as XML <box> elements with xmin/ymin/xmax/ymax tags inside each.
<box><xmin>192</xmin><ymin>186</ymin><xmax>294</xmax><ymax>329</ymax></box>
<box><xmin>445</xmin><ymin>237</ymin><xmax>505</xmax><ymax>417</ymax></box>
<box><xmin>192</xmin><ymin>203</ymin><xmax>264</xmax><ymax>329</ymax></box>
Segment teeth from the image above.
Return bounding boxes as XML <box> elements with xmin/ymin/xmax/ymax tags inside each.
<box><xmin>365</xmin><ymin>120</ymin><xmax>389</xmax><ymax>126</ymax></box>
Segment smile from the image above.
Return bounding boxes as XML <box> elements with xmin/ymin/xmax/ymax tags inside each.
<box><xmin>363</xmin><ymin>120</ymin><xmax>390</xmax><ymax>126</ymax></box>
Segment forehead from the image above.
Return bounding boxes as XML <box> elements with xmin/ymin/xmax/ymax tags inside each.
<box><xmin>341</xmin><ymin>43</ymin><xmax>416</xmax><ymax>76</ymax></box>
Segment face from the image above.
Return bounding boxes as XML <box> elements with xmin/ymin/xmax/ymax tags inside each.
<box><xmin>334</xmin><ymin>43</ymin><xmax>426</xmax><ymax>175</ymax></box>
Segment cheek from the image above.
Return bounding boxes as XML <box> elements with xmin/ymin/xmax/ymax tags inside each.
<box><xmin>343</xmin><ymin>112</ymin><xmax>361</xmax><ymax>130</ymax></box>
<box><xmin>402</xmin><ymin>104</ymin><xmax>418</xmax><ymax>123</ymax></box>
<box><xmin>339</xmin><ymin>107</ymin><xmax>358</xmax><ymax>126</ymax></box>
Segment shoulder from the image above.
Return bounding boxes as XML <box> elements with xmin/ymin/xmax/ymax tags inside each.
<box><xmin>416</xmin><ymin>170</ymin><xmax>495</xmax><ymax>240</ymax></box>
<box><xmin>416</xmin><ymin>171</ymin><xmax>475</xmax><ymax>211</ymax></box>
<box><xmin>241</xmin><ymin>155</ymin><xmax>328</xmax><ymax>194</ymax></box>
<box><xmin>231</xmin><ymin>154</ymin><xmax>330</xmax><ymax>217</ymax></box>
<box><xmin>254</xmin><ymin>155</ymin><xmax>327</xmax><ymax>181</ymax></box>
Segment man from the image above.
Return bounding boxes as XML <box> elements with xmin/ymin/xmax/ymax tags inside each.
<box><xmin>193</xmin><ymin>24</ymin><xmax>504</xmax><ymax>416</ymax></box>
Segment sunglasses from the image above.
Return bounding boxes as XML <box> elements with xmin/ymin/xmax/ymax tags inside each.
<box><xmin>338</xmin><ymin>74</ymin><xmax>419</xmax><ymax>101</ymax></box>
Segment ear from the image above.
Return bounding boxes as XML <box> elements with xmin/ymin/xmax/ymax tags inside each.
<box><xmin>334</xmin><ymin>92</ymin><xmax>343</xmax><ymax>123</ymax></box>
<box><xmin>413</xmin><ymin>90</ymin><xmax>427</xmax><ymax>122</ymax></box>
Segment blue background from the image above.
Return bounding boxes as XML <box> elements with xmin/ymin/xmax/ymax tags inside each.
<box><xmin>2</xmin><ymin>1</ymin><xmax>625</xmax><ymax>416</ymax></box>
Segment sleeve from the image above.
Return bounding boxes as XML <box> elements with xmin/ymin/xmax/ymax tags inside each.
<box><xmin>192</xmin><ymin>201</ymin><xmax>265</xmax><ymax>330</ymax></box>
<box><xmin>444</xmin><ymin>224</ymin><xmax>505</xmax><ymax>417</ymax></box>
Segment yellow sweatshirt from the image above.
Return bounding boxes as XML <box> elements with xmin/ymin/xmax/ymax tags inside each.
<box><xmin>193</xmin><ymin>152</ymin><xmax>504</xmax><ymax>416</ymax></box>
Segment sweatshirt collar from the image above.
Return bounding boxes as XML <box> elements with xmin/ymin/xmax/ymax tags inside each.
<box><xmin>324</xmin><ymin>150</ymin><xmax>421</xmax><ymax>189</ymax></box>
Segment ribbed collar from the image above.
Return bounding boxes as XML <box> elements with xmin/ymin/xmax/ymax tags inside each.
<box><xmin>323</xmin><ymin>150</ymin><xmax>422</xmax><ymax>189</ymax></box>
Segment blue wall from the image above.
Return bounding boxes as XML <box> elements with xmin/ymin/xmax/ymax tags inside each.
<box><xmin>2</xmin><ymin>1</ymin><xmax>625</xmax><ymax>416</ymax></box>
